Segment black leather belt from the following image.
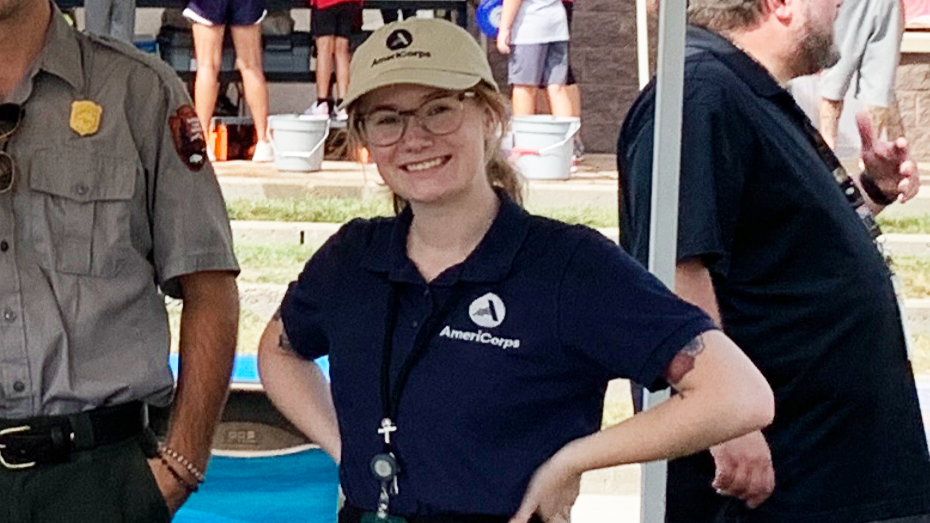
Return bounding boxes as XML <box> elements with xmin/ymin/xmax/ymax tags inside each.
<box><xmin>339</xmin><ymin>504</ymin><xmax>545</xmax><ymax>523</ymax></box>
<box><xmin>0</xmin><ymin>401</ymin><xmax>146</xmax><ymax>469</ymax></box>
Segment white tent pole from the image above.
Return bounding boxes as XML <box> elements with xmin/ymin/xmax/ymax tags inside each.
<box><xmin>636</xmin><ymin>0</ymin><xmax>650</xmax><ymax>89</ymax></box>
<box><xmin>640</xmin><ymin>0</ymin><xmax>687</xmax><ymax>522</ymax></box>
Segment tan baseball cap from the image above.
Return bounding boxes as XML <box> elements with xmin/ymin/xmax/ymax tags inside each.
<box><xmin>340</xmin><ymin>18</ymin><xmax>498</xmax><ymax>110</ymax></box>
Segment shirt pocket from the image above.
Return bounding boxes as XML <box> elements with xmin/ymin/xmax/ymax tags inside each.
<box><xmin>27</xmin><ymin>149</ymin><xmax>136</xmax><ymax>277</ymax></box>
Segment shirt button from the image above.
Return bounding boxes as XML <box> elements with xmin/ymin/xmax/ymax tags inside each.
<box><xmin>3</xmin><ymin>309</ymin><xmax>16</xmax><ymax>322</ymax></box>
<box><xmin>412</xmin><ymin>320</ymin><xmax>419</xmax><ymax>328</ymax></box>
<box><xmin>74</xmin><ymin>184</ymin><xmax>89</xmax><ymax>196</ymax></box>
<box><xmin>0</xmin><ymin>241</ymin><xmax>8</xmax><ymax>252</ymax></box>
<box><xmin>12</xmin><ymin>381</ymin><xmax>24</xmax><ymax>393</ymax></box>
<box><xmin>423</xmin><ymin>289</ymin><xmax>430</xmax><ymax>297</ymax></box>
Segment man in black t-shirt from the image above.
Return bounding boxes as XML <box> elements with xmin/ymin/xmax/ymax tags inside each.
<box><xmin>618</xmin><ymin>0</ymin><xmax>930</xmax><ymax>522</ymax></box>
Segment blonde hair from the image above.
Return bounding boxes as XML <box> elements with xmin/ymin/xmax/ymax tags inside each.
<box><xmin>347</xmin><ymin>81</ymin><xmax>524</xmax><ymax>213</ymax></box>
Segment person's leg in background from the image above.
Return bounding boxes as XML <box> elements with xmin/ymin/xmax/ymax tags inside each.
<box><xmin>819</xmin><ymin>0</ymin><xmax>870</xmax><ymax>150</ymax></box>
<box><xmin>330</xmin><ymin>1</ymin><xmax>361</xmax><ymax>120</ymax></box>
<box><xmin>230</xmin><ymin>23</ymin><xmax>273</xmax><ymax>160</ymax></box>
<box><xmin>109</xmin><ymin>0</ymin><xmax>136</xmax><ymax>43</ymax></box>
<box><xmin>543</xmin><ymin>42</ymin><xmax>573</xmax><ymax>117</ymax></box>
<box><xmin>190</xmin><ymin>22</ymin><xmax>227</xmax><ymax>138</ymax></box>
<box><xmin>84</xmin><ymin>0</ymin><xmax>113</xmax><ymax>37</ymax></box>
<box><xmin>313</xmin><ymin>34</ymin><xmax>335</xmax><ymax>115</ymax></box>
<box><xmin>562</xmin><ymin>0</ymin><xmax>583</xmax><ymax>160</ymax></box>
<box><xmin>509</xmin><ymin>44</ymin><xmax>547</xmax><ymax>115</ymax></box>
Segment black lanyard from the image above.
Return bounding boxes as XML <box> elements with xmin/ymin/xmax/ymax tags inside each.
<box><xmin>780</xmin><ymin>94</ymin><xmax>883</xmax><ymax>241</ymax></box>
<box><xmin>378</xmin><ymin>283</ymin><xmax>463</xmax><ymax>453</ymax></box>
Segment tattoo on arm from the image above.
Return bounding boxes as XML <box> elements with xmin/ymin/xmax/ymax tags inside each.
<box><xmin>664</xmin><ymin>334</ymin><xmax>706</xmax><ymax>385</ymax></box>
<box><xmin>271</xmin><ymin>307</ymin><xmax>292</xmax><ymax>350</ymax></box>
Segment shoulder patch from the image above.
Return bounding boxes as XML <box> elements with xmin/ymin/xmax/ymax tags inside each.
<box><xmin>168</xmin><ymin>105</ymin><xmax>207</xmax><ymax>172</ymax></box>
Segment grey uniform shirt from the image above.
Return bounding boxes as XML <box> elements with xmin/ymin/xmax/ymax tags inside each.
<box><xmin>0</xmin><ymin>8</ymin><xmax>239</xmax><ymax>418</ymax></box>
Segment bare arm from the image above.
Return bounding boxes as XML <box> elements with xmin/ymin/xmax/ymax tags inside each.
<box><xmin>149</xmin><ymin>271</ymin><xmax>238</xmax><ymax>513</ymax></box>
<box><xmin>258</xmin><ymin>312</ymin><xmax>341</xmax><ymax>463</ymax></box>
<box><xmin>496</xmin><ymin>0</ymin><xmax>523</xmax><ymax>54</ymax></box>
<box><xmin>511</xmin><ymin>330</ymin><xmax>774</xmax><ymax>523</ymax></box>
<box><xmin>676</xmin><ymin>257</ymin><xmax>775</xmax><ymax>509</ymax></box>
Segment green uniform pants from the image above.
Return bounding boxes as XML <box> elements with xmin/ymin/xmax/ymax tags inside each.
<box><xmin>0</xmin><ymin>434</ymin><xmax>169</xmax><ymax>523</ymax></box>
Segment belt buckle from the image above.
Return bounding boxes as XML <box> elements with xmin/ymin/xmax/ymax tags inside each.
<box><xmin>0</xmin><ymin>425</ymin><xmax>36</xmax><ymax>469</ymax></box>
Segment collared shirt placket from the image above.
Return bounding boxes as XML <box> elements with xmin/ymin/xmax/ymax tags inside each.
<box><xmin>0</xmin><ymin>192</ymin><xmax>31</xmax><ymax>416</ymax></box>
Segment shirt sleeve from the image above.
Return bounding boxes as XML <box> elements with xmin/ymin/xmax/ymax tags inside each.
<box><xmin>279</xmin><ymin>223</ymin><xmax>358</xmax><ymax>361</ymax></box>
<box><xmin>558</xmin><ymin>230</ymin><xmax>717</xmax><ymax>391</ymax></box>
<box><xmin>620</xmin><ymin>73</ymin><xmax>750</xmax><ymax>277</ymax></box>
<box><xmin>145</xmin><ymin>72</ymin><xmax>239</xmax><ymax>298</ymax></box>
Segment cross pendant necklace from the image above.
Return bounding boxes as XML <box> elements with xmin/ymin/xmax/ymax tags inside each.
<box><xmin>378</xmin><ymin>417</ymin><xmax>398</xmax><ymax>445</ymax></box>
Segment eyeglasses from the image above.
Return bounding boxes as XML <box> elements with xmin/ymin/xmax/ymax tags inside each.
<box><xmin>358</xmin><ymin>92</ymin><xmax>475</xmax><ymax>147</ymax></box>
<box><xmin>0</xmin><ymin>104</ymin><xmax>23</xmax><ymax>195</ymax></box>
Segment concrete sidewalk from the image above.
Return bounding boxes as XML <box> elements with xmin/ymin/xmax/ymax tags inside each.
<box><xmin>214</xmin><ymin>156</ymin><xmax>620</xmax><ymax>209</ymax></box>
<box><xmin>214</xmin><ymin>157</ymin><xmax>930</xmax><ymax>216</ymax></box>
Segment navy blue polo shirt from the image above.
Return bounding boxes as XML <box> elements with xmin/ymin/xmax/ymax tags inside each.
<box><xmin>281</xmin><ymin>194</ymin><xmax>715</xmax><ymax>516</ymax></box>
<box><xmin>619</xmin><ymin>26</ymin><xmax>930</xmax><ymax>523</ymax></box>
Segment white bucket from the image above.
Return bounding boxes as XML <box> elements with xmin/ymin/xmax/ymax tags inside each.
<box><xmin>268</xmin><ymin>115</ymin><xmax>330</xmax><ymax>172</ymax></box>
<box><xmin>507</xmin><ymin>116</ymin><xmax>580</xmax><ymax>180</ymax></box>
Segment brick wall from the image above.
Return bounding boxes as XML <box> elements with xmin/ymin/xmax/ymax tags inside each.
<box><xmin>898</xmin><ymin>53</ymin><xmax>930</xmax><ymax>160</ymax></box>
<box><xmin>486</xmin><ymin>0</ymin><xmax>645</xmax><ymax>153</ymax></box>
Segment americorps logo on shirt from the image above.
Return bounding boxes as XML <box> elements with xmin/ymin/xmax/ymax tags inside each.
<box><xmin>469</xmin><ymin>293</ymin><xmax>505</xmax><ymax>327</ymax></box>
<box><xmin>438</xmin><ymin>293</ymin><xmax>521</xmax><ymax>350</ymax></box>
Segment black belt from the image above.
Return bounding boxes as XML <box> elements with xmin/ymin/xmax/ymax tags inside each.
<box><xmin>339</xmin><ymin>504</ymin><xmax>545</xmax><ymax>523</ymax></box>
<box><xmin>0</xmin><ymin>401</ymin><xmax>147</xmax><ymax>470</ymax></box>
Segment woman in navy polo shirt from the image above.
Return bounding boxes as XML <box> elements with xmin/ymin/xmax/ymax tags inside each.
<box><xmin>258</xmin><ymin>18</ymin><xmax>774</xmax><ymax>523</ymax></box>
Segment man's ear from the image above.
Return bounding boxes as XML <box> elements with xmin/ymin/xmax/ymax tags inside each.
<box><xmin>767</xmin><ymin>0</ymin><xmax>793</xmax><ymax>25</ymax></box>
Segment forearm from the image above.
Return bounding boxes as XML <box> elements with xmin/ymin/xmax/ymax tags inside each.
<box><xmin>258</xmin><ymin>319</ymin><xmax>341</xmax><ymax>462</ymax></box>
<box><xmin>168</xmin><ymin>272</ymin><xmax>239</xmax><ymax>471</ymax></box>
<box><xmin>553</xmin><ymin>331</ymin><xmax>773</xmax><ymax>475</ymax></box>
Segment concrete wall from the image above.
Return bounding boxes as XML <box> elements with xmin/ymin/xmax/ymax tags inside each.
<box><xmin>898</xmin><ymin>52</ymin><xmax>930</xmax><ymax>161</ymax></box>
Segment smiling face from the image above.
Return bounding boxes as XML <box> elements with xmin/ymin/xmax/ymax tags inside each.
<box><xmin>357</xmin><ymin>84</ymin><xmax>496</xmax><ymax>208</ymax></box>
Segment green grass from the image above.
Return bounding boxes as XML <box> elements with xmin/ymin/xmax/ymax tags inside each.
<box><xmin>235</xmin><ymin>243</ymin><xmax>318</xmax><ymax>285</ymax></box>
<box><xmin>877</xmin><ymin>215</ymin><xmax>930</xmax><ymax>234</ymax></box>
<box><xmin>226</xmin><ymin>198</ymin><xmax>619</xmax><ymax>229</ymax></box>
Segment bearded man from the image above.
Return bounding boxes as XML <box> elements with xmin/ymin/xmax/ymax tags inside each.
<box><xmin>618</xmin><ymin>0</ymin><xmax>930</xmax><ymax>521</ymax></box>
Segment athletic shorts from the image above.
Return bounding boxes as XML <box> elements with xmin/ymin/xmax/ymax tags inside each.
<box><xmin>183</xmin><ymin>0</ymin><xmax>267</xmax><ymax>26</ymax></box>
<box><xmin>509</xmin><ymin>41</ymin><xmax>569</xmax><ymax>87</ymax></box>
<box><xmin>312</xmin><ymin>2</ymin><xmax>362</xmax><ymax>38</ymax></box>
<box><xmin>819</xmin><ymin>0</ymin><xmax>903</xmax><ymax>107</ymax></box>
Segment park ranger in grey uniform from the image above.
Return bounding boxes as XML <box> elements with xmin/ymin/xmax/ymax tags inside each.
<box><xmin>0</xmin><ymin>1</ymin><xmax>240</xmax><ymax>521</ymax></box>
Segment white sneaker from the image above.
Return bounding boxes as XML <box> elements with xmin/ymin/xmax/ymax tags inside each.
<box><xmin>334</xmin><ymin>107</ymin><xmax>348</xmax><ymax>121</ymax></box>
<box><xmin>252</xmin><ymin>139</ymin><xmax>275</xmax><ymax>163</ymax></box>
<box><xmin>304</xmin><ymin>101</ymin><xmax>331</xmax><ymax>117</ymax></box>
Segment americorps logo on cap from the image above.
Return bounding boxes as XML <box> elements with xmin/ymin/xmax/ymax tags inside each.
<box><xmin>469</xmin><ymin>293</ymin><xmax>506</xmax><ymax>328</ymax></box>
<box><xmin>386</xmin><ymin>29</ymin><xmax>413</xmax><ymax>50</ymax></box>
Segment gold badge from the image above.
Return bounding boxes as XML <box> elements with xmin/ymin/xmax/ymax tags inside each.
<box><xmin>70</xmin><ymin>101</ymin><xmax>102</xmax><ymax>136</ymax></box>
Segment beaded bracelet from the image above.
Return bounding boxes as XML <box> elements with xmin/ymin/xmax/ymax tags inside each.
<box><xmin>158</xmin><ymin>454</ymin><xmax>199</xmax><ymax>493</ymax></box>
<box><xmin>158</xmin><ymin>444</ymin><xmax>206</xmax><ymax>484</ymax></box>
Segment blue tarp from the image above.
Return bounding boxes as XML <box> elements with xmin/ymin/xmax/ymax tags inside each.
<box><xmin>174</xmin><ymin>449</ymin><xmax>340</xmax><ymax>523</ymax></box>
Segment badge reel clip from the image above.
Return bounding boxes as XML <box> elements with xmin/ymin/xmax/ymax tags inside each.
<box><xmin>362</xmin><ymin>451</ymin><xmax>406</xmax><ymax>523</ymax></box>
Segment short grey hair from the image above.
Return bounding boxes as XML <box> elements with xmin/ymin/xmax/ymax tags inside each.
<box><xmin>687</xmin><ymin>0</ymin><xmax>768</xmax><ymax>33</ymax></box>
